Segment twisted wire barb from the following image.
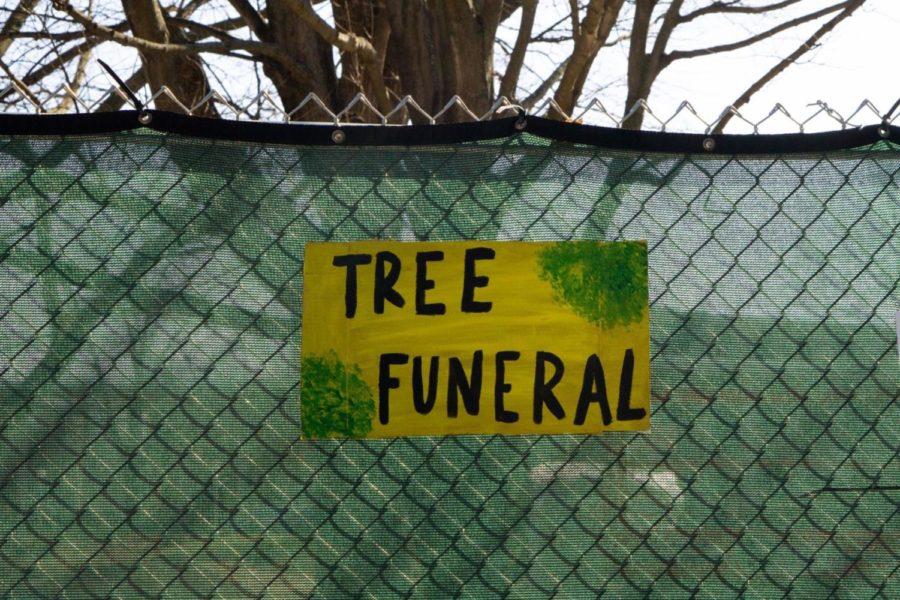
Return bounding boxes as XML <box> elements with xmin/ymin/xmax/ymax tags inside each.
<box><xmin>0</xmin><ymin>80</ymin><xmax>897</xmax><ymax>132</ymax></box>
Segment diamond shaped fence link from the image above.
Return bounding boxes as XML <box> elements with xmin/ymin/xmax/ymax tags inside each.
<box><xmin>0</xmin><ymin>128</ymin><xmax>897</xmax><ymax>599</ymax></box>
<box><xmin>2</xmin><ymin>81</ymin><xmax>899</xmax><ymax>133</ymax></box>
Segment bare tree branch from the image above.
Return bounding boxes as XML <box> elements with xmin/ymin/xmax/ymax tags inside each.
<box><xmin>499</xmin><ymin>0</ymin><xmax>536</xmax><ymax>99</ymax></box>
<box><xmin>568</xmin><ymin>0</ymin><xmax>581</xmax><ymax>37</ymax></box>
<box><xmin>666</xmin><ymin>1</ymin><xmax>851</xmax><ymax>63</ymax></box>
<box><xmin>604</xmin><ymin>31</ymin><xmax>630</xmax><ymax>47</ymax></box>
<box><xmin>5</xmin><ymin>29</ymin><xmax>100</xmax><ymax>41</ymax></box>
<box><xmin>52</xmin><ymin>0</ymin><xmax>309</xmax><ymax>83</ymax></box>
<box><xmin>620</xmin><ymin>0</ymin><xmax>683</xmax><ymax>129</ymax></box>
<box><xmin>1</xmin><ymin>0</ymin><xmax>40</xmax><ymax>57</ymax></box>
<box><xmin>1</xmin><ymin>0</ymin><xmax>867</xmax><ymax>128</ymax></box>
<box><xmin>95</xmin><ymin>68</ymin><xmax>147</xmax><ymax>111</ymax></box>
<box><xmin>0</xmin><ymin>9</ymin><xmax>252</xmax><ymax>106</ymax></box>
<box><xmin>531</xmin><ymin>10</ymin><xmax>576</xmax><ymax>41</ymax></box>
<box><xmin>173</xmin><ymin>0</ymin><xmax>212</xmax><ymax>20</ymax></box>
<box><xmin>713</xmin><ymin>0</ymin><xmax>865</xmax><ymax>132</ymax></box>
<box><xmin>225</xmin><ymin>0</ymin><xmax>267</xmax><ymax>39</ymax></box>
<box><xmin>499</xmin><ymin>0</ymin><xmax>526</xmax><ymax>22</ymax></box>
<box><xmin>49</xmin><ymin>41</ymin><xmax>90</xmax><ymax>113</ymax></box>
<box><xmin>552</xmin><ymin>0</ymin><xmax>626</xmax><ymax>118</ymax></box>
<box><xmin>0</xmin><ymin>38</ymin><xmax>98</xmax><ymax>104</ymax></box>
<box><xmin>650</xmin><ymin>0</ymin><xmax>684</xmax><ymax>63</ymax></box>
<box><xmin>679</xmin><ymin>0</ymin><xmax>805</xmax><ymax>24</ymax></box>
<box><xmin>522</xmin><ymin>59</ymin><xmax>567</xmax><ymax>110</ymax></box>
<box><xmin>277</xmin><ymin>0</ymin><xmax>395</xmax><ymax>113</ymax></box>
<box><xmin>286</xmin><ymin>0</ymin><xmax>378</xmax><ymax>61</ymax></box>
<box><xmin>53</xmin><ymin>0</ymin><xmax>254</xmax><ymax>56</ymax></box>
<box><xmin>0</xmin><ymin>57</ymin><xmax>42</xmax><ymax>107</ymax></box>
<box><xmin>168</xmin><ymin>11</ymin><xmax>266</xmax><ymax>40</ymax></box>
<box><xmin>167</xmin><ymin>16</ymin><xmax>240</xmax><ymax>41</ymax></box>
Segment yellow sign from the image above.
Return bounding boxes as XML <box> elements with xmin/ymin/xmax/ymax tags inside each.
<box><xmin>301</xmin><ymin>240</ymin><xmax>650</xmax><ymax>438</ymax></box>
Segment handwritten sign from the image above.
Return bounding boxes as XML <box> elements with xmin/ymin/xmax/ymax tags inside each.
<box><xmin>300</xmin><ymin>241</ymin><xmax>650</xmax><ymax>438</ymax></box>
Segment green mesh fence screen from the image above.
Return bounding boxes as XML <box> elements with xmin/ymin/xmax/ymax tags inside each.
<box><xmin>0</xmin><ymin>129</ymin><xmax>897</xmax><ymax>599</ymax></box>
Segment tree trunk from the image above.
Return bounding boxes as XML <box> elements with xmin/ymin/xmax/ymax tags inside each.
<box><xmin>330</xmin><ymin>0</ymin><xmax>392</xmax><ymax>120</ymax></box>
<box><xmin>620</xmin><ymin>0</ymin><xmax>655</xmax><ymax>130</ymax></box>
<box><xmin>235</xmin><ymin>0</ymin><xmax>506</xmax><ymax>123</ymax></box>
<box><xmin>263</xmin><ymin>0</ymin><xmax>338</xmax><ymax>120</ymax></box>
<box><xmin>121</xmin><ymin>0</ymin><xmax>216</xmax><ymax>116</ymax></box>
<box><xmin>620</xmin><ymin>0</ymin><xmax>682</xmax><ymax>130</ymax></box>
<box><xmin>381</xmin><ymin>0</ymin><xmax>502</xmax><ymax>121</ymax></box>
<box><xmin>551</xmin><ymin>0</ymin><xmax>625</xmax><ymax>120</ymax></box>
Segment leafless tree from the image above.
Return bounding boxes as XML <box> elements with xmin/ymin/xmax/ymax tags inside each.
<box><xmin>0</xmin><ymin>0</ymin><xmax>867</xmax><ymax>127</ymax></box>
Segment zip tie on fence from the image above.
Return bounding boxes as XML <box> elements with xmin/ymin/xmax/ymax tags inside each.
<box><xmin>879</xmin><ymin>98</ymin><xmax>900</xmax><ymax>138</ymax></box>
<box><xmin>97</xmin><ymin>59</ymin><xmax>147</xmax><ymax>121</ymax></box>
<box><xmin>514</xmin><ymin>106</ymin><xmax>527</xmax><ymax>131</ymax></box>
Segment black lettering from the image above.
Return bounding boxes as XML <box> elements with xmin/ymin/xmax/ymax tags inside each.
<box><xmin>447</xmin><ymin>351</ymin><xmax>483</xmax><ymax>417</ymax></box>
<box><xmin>412</xmin><ymin>356</ymin><xmax>439</xmax><ymax>414</ymax></box>
<box><xmin>574</xmin><ymin>354</ymin><xmax>612</xmax><ymax>426</ymax></box>
<box><xmin>378</xmin><ymin>353</ymin><xmax>408</xmax><ymax>425</ymax></box>
<box><xmin>494</xmin><ymin>351</ymin><xmax>520</xmax><ymax>423</ymax></box>
<box><xmin>533</xmin><ymin>351</ymin><xmax>565</xmax><ymax>423</ymax></box>
<box><xmin>374</xmin><ymin>251</ymin><xmax>405</xmax><ymax>313</ymax></box>
<box><xmin>332</xmin><ymin>253</ymin><xmax>372</xmax><ymax>318</ymax></box>
<box><xmin>461</xmin><ymin>247</ymin><xmax>495</xmax><ymax>313</ymax></box>
<box><xmin>615</xmin><ymin>349</ymin><xmax>644</xmax><ymax>421</ymax></box>
<box><xmin>416</xmin><ymin>251</ymin><xmax>446</xmax><ymax>315</ymax></box>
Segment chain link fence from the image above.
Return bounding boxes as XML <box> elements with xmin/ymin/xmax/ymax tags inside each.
<box><xmin>2</xmin><ymin>77</ymin><xmax>899</xmax><ymax>133</ymax></box>
<box><xmin>0</xmin><ymin>113</ymin><xmax>898</xmax><ymax>598</ymax></box>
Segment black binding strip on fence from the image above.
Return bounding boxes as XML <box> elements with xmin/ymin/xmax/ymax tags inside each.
<box><xmin>0</xmin><ymin>109</ymin><xmax>896</xmax><ymax>154</ymax></box>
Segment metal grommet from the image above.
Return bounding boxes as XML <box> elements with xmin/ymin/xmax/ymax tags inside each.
<box><xmin>331</xmin><ymin>129</ymin><xmax>346</xmax><ymax>144</ymax></box>
<box><xmin>137</xmin><ymin>111</ymin><xmax>152</xmax><ymax>125</ymax></box>
<box><xmin>877</xmin><ymin>124</ymin><xmax>890</xmax><ymax>139</ymax></box>
<box><xmin>702</xmin><ymin>137</ymin><xmax>716</xmax><ymax>152</ymax></box>
<box><xmin>514</xmin><ymin>117</ymin><xmax>527</xmax><ymax>131</ymax></box>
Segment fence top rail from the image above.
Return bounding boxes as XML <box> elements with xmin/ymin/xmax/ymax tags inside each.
<box><xmin>1</xmin><ymin>108</ymin><xmax>897</xmax><ymax>155</ymax></box>
<box><xmin>1</xmin><ymin>81</ymin><xmax>899</xmax><ymax>134</ymax></box>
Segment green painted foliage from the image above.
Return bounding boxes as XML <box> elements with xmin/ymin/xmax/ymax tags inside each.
<box><xmin>300</xmin><ymin>351</ymin><xmax>375</xmax><ymax>438</ymax></box>
<box><xmin>537</xmin><ymin>241</ymin><xmax>648</xmax><ymax>329</ymax></box>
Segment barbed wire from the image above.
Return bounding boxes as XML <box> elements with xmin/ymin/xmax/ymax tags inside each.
<box><xmin>1</xmin><ymin>78</ymin><xmax>898</xmax><ymax>134</ymax></box>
